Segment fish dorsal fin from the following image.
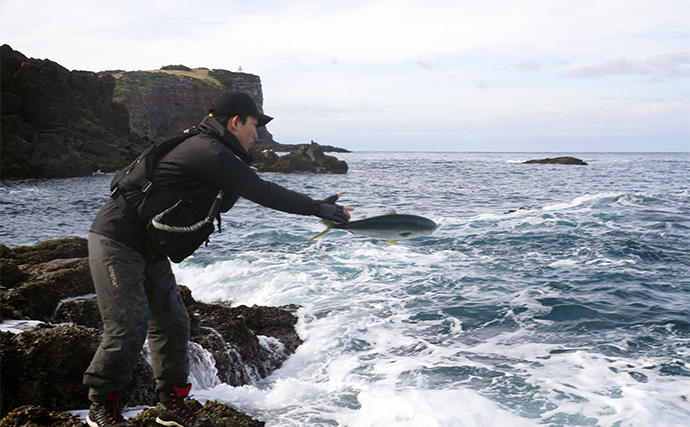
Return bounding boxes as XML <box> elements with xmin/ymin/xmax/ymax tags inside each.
<box><xmin>384</xmin><ymin>210</ymin><xmax>397</xmax><ymax>216</ymax></box>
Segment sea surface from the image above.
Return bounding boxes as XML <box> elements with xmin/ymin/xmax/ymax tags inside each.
<box><xmin>1</xmin><ymin>152</ymin><xmax>689</xmax><ymax>427</ymax></box>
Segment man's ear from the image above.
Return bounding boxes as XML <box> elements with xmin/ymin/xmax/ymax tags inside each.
<box><xmin>225</xmin><ymin>115</ymin><xmax>240</xmax><ymax>132</ymax></box>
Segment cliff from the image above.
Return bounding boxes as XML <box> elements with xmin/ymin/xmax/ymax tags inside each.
<box><xmin>1</xmin><ymin>46</ymin><xmax>347</xmax><ymax>180</ymax></box>
<box><xmin>107</xmin><ymin>66</ymin><xmax>275</xmax><ymax>144</ymax></box>
<box><xmin>0</xmin><ymin>45</ymin><xmax>150</xmax><ymax>179</ymax></box>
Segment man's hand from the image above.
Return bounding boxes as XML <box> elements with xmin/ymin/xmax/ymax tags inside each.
<box><xmin>318</xmin><ymin>192</ymin><xmax>354</xmax><ymax>224</ymax></box>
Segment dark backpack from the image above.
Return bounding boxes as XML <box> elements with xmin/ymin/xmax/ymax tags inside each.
<box><xmin>110</xmin><ymin>128</ymin><xmax>224</xmax><ymax>262</ymax></box>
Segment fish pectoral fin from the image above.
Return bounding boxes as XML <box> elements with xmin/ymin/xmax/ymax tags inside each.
<box><xmin>309</xmin><ymin>219</ymin><xmax>335</xmax><ymax>241</ymax></box>
<box><xmin>309</xmin><ymin>229</ymin><xmax>332</xmax><ymax>241</ymax></box>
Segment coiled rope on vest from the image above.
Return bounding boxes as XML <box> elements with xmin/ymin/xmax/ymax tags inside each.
<box><xmin>151</xmin><ymin>190</ymin><xmax>224</xmax><ymax>233</ymax></box>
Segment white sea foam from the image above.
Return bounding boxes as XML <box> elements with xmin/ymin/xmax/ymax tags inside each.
<box><xmin>0</xmin><ymin>319</ymin><xmax>44</xmax><ymax>333</ymax></box>
<box><xmin>4</xmin><ymin>153</ymin><xmax>688</xmax><ymax>426</ymax></box>
<box><xmin>542</xmin><ymin>192</ymin><xmax>624</xmax><ymax>211</ymax></box>
<box><xmin>175</xmin><ymin>225</ymin><xmax>690</xmax><ymax>426</ymax></box>
<box><xmin>188</xmin><ymin>341</ymin><xmax>221</xmax><ymax>390</ymax></box>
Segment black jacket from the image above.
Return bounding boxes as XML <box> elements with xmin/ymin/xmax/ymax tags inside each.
<box><xmin>90</xmin><ymin>117</ymin><xmax>322</xmax><ymax>257</ymax></box>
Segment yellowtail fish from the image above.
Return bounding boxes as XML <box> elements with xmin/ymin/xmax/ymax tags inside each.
<box><xmin>310</xmin><ymin>210</ymin><xmax>437</xmax><ymax>243</ymax></box>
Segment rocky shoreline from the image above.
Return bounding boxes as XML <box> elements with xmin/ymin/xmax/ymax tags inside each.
<box><xmin>1</xmin><ymin>238</ymin><xmax>302</xmax><ymax>426</ymax></box>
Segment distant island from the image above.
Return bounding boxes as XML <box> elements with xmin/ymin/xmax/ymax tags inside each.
<box><xmin>524</xmin><ymin>156</ymin><xmax>588</xmax><ymax>165</ymax></box>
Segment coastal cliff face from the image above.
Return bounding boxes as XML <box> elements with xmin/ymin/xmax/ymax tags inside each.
<box><xmin>110</xmin><ymin>67</ymin><xmax>274</xmax><ymax>143</ymax></box>
<box><xmin>0</xmin><ymin>46</ymin><xmax>274</xmax><ymax>180</ymax></box>
<box><xmin>0</xmin><ymin>45</ymin><xmax>150</xmax><ymax>179</ymax></box>
<box><xmin>1</xmin><ymin>45</ymin><xmax>344</xmax><ymax>179</ymax></box>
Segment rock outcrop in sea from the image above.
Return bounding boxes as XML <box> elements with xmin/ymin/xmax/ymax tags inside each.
<box><xmin>0</xmin><ymin>238</ymin><xmax>301</xmax><ymax>426</ymax></box>
<box><xmin>523</xmin><ymin>156</ymin><xmax>588</xmax><ymax>165</ymax></box>
<box><xmin>251</xmin><ymin>142</ymin><xmax>348</xmax><ymax>174</ymax></box>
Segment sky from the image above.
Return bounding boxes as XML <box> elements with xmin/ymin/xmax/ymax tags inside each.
<box><xmin>1</xmin><ymin>0</ymin><xmax>688</xmax><ymax>152</ymax></box>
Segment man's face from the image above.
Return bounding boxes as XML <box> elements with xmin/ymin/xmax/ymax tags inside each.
<box><xmin>229</xmin><ymin>116</ymin><xmax>258</xmax><ymax>151</ymax></box>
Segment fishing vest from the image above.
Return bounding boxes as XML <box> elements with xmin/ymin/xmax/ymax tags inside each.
<box><xmin>109</xmin><ymin>128</ymin><xmax>224</xmax><ymax>263</ymax></box>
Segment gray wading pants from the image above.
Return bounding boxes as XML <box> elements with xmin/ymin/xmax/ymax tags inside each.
<box><xmin>83</xmin><ymin>232</ymin><xmax>190</xmax><ymax>402</ymax></box>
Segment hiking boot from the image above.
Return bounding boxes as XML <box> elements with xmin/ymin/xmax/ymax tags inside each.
<box><xmin>156</xmin><ymin>384</ymin><xmax>213</xmax><ymax>427</ymax></box>
<box><xmin>86</xmin><ymin>393</ymin><xmax>132</xmax><ymax>427</ymax></box>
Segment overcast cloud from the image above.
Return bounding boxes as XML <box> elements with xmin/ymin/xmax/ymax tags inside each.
<box><xmin>1</xmin><ymin>0</ymin><xmax>688</xmax><ymax>151</ymax></box>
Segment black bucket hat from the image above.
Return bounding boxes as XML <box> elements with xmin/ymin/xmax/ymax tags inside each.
<box><xmin>209</xmin><ymin>92</ymin><xmax>273</xmax><ymax>127</ymax></box>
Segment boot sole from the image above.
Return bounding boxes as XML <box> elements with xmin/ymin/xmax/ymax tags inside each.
<box><xmin>155</xmin><ymin>417</ymin><xmax>184</xmax><ymax>427</ymax></box>
<box><xmin>87</xmin><ymin>413</ymin><xmax>132</xmax><ymax>427</ymax></box>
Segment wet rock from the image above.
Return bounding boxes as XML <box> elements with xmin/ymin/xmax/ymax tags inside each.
<box><xmin>0</xmin><ymin>261</ymin><xmax>28</xmax><ymax>289</ymax></box>
<box><xmin>0</xmin><ymin>324</ymin><xmax>150</xmax><ymax>414</ymax></box>
<box><xmin>53</xmin><ymin>297</ymin><xmax>102</xmax><ymax>330</ymax></box>
<box><xmin>1</xmin><ymin>237</ymin><xmax>88</xmax><ymax>265</ymax></box>
<box><xmin>198</xmin><ymin>400</ymin><xmax>265</xmax><ymax>427</ymax></box>
<box><xmin>181</xmin><ymin>286</ymin><xmax>302</xmax><ymax>386</ymax></box>
<box><xmin>130</xmin><ymin>400</ymin><xmax>264</xmax><ymax>427</ymax></box>
<box><xmin>1</xmin><ymin>257</ymin><xmax>93</xmax><ymax>321</ymax></box>
<box><xmin>0</xmin><ymin>405</ymin><xmax>83</xmax><ymax>427</ymax></box>
<box><xmin>1</xmin><ymin>238</ymin><xmax>302</xmax><ymax>420</ymax></box>
<box><xmin>523</xmin><ymin>156</ymin><xmax>588</xmax><ymax>165</ymax></box>
<box><xmin>503</xmin><ymin>206</ymin><xmax>542</xmax><ymax>215</ymax></box>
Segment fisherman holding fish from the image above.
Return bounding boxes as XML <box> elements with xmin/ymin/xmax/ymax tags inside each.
<box><xmin>84</xmin><ymin>92</ymin><xmax>353</xmax><ymax>427</ymax></box>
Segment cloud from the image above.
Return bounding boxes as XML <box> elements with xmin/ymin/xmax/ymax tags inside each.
<box><xmin>415</xmin><ymin>58</ymin><xmax>435</xmax><ymax>70</ymax></box>
<box><xmin>564</xmin><ymin>52</ymin><xmax>690</xmax><ymax>78</ymax></box>
<box><xmin>514</xmin><ymin>60</ymin><xmax>543</xmax><ymax>71</ymax></box>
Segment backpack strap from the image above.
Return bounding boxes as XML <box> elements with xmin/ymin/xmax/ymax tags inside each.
<box><xmin>110</xmin><ymin>128</ymin><xmax>201</xmax><ymax>223</ymax></box>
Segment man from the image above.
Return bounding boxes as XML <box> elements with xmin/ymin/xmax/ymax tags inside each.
<box><xmin>84</xmin><ymin>92</ymin><xmax>352</xmax><ymax>427</ymax></box>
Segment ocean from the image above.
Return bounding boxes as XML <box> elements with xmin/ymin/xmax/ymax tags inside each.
<box><xmin>1</xmin><ymin>152</ymin><xmax>689</xmax><ymax>427</ymax></box>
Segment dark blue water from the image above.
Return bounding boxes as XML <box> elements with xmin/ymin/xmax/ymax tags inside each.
<box><xmin>2</xmin><ymin>152</ymin><xmax>689</xmax><ymax>426</ymax></box>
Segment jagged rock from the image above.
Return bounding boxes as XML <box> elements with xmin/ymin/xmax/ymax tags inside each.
<box><xmin>130</xmin><ymin>400</ymin><xmax>264</xmax><ymax>427</ymax></box>
<box><xmin>0</xmin><ymin>238</ymin><xmax>88</xmax><ymax>265</ymax></box>
<box><xmin>252</xmin><ymin>143</ymin><xmax>348</xmax><ymax>174</ymax></box>
<box><xmin>252</xmin><ymin>140</ymin><xmax>350</xmax><ymax>153</ymax></box>
<box><xmin>181</xmin><ymin>286</ymin><xmax>302</xmax><ymax>386</ymax></box>
<box><xmin>504</xmin><ymin>206</ymin><xmax>542</xmax><ymax>215</ymax></box>
<box><xmin>0</xmin><ymin>45</ymin><xmax>150</xmax><ymax>179</ymax></box>
<box><xmin>523</xmin><ymin>156</ymin><xmax>588</xmax><ymax>165</ymax></box>
<box><xmin>0</xmin><ymin>261</ymin><xmax>28</xmax><ymax>289</ymax></box>
<box><xmin>0</xmin><ymin>324</ymin><xmax>156</xmax><ymax>415</ymax></box>
<box><xmin>1</xmin><ymin>238</ymin><xmax>302</xmax><ymax>419</ymax></box>
<box><xmin>53</xmin><ymin>298</ymin><xmax>102</xmax><ymax>330</ymax></box>
<box><xmin>0</xmin><ymin>405</ymin><xmax>83</xmax><ymax>427</ymax></box>
<box><xmin>229</xmin><ymin>304</ymin><xmax>302</xmax><ymax>354</ymax></box>
<box><xmin>1</xmin><ymin>256</ymin><xmax>93</xmax><ymax>321</ymax></box>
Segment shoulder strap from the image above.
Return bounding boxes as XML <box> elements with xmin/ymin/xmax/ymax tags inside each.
<box><xmin>110</xmin><ymin>127</ymin><xmax>201</xmax><ymax>223</ymax></box>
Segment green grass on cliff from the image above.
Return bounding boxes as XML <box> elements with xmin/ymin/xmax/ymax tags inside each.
<box><xmin>110</xmin><ymin>71</ymin><xmax>182</xmax><ymax>104</ymax></box>
<box><xmin>103</xmin><ymin>68</ymin><xmax>257</xmax><ymax>106</ymax></box>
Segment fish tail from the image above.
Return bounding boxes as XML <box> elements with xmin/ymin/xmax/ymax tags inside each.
<box><xmin>309</xmin><ymin>219</ymin><xmax>335</xmax><ymax>241</ymax></box>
